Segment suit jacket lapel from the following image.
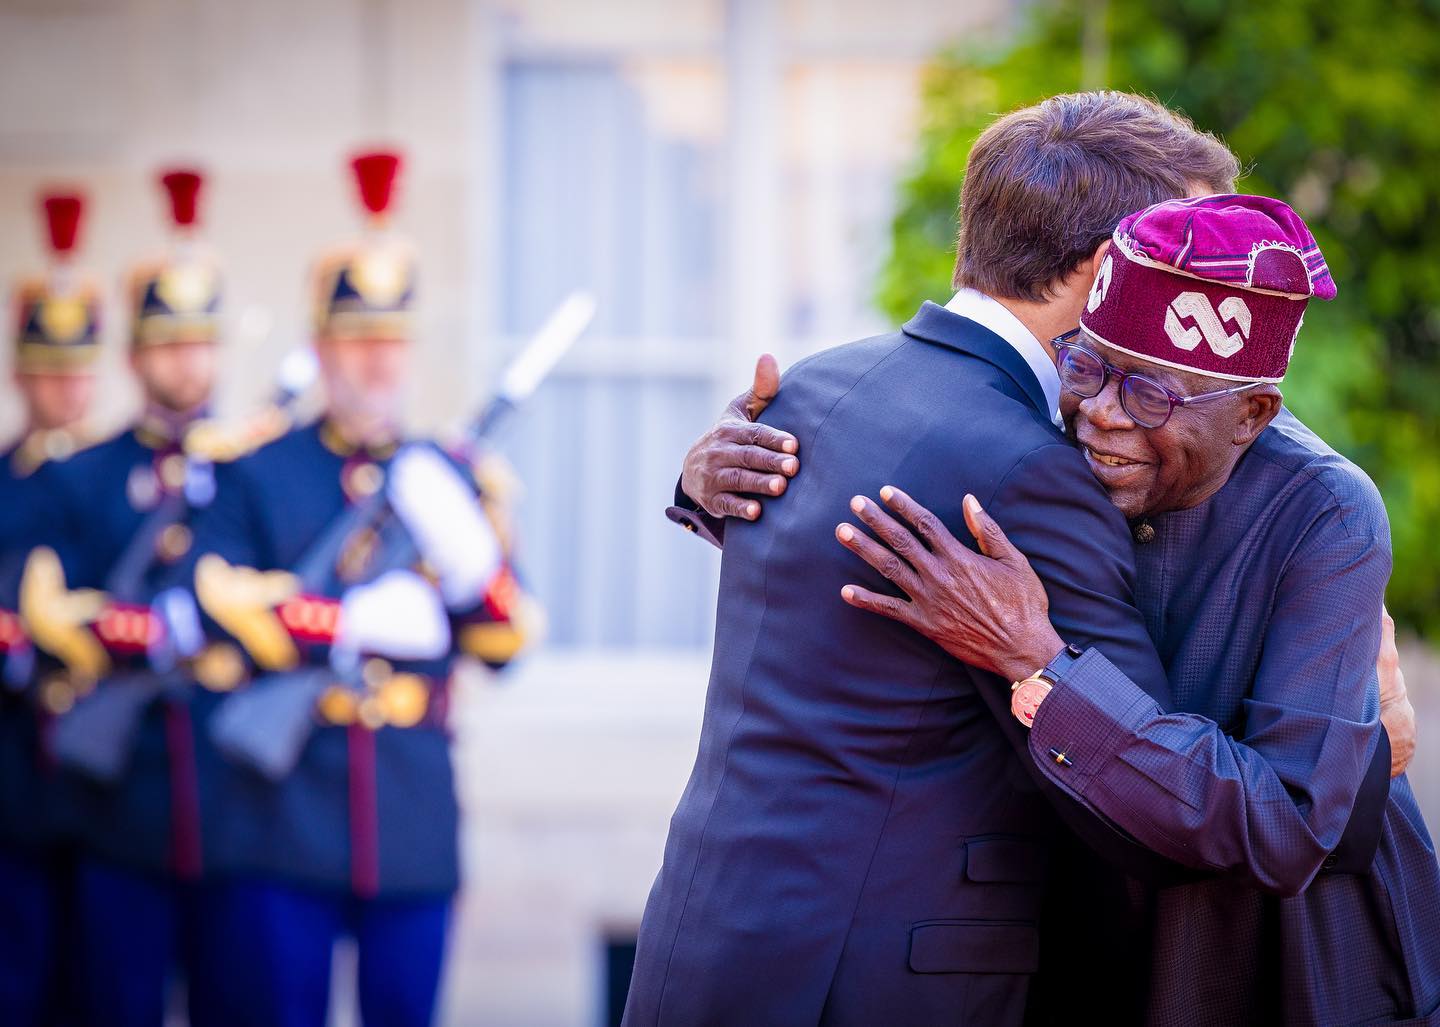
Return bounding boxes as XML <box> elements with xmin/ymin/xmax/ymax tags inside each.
<box><xmin>902</xmin><ymin>301</ymin><xmax>1053</xmax><ymax>423</ymax></box>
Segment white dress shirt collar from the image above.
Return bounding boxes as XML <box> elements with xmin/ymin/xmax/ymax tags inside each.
<box><xmin>944</xmin><ymin>288</ymin><xmax>1061</xmax><ymax>426</ymax></box>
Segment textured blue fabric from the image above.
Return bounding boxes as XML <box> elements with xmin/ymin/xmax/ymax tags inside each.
<box><xmin>628</xmin><ymin>302</ymin><xmax>1189</xmax><ymax>1027</ymax></box>
<box><xmin>1029</xmin><ymin>410</ymin><xmax>1440</xmax><ymax>1024</ymax></box>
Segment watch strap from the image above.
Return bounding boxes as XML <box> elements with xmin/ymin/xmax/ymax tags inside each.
<box><xmin>1039</xmin><ymin>642</ymin><xmax>1085</xmax><ymax>685</ymax></box>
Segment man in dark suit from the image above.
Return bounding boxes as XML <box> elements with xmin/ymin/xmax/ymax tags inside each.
<box><xmin>624</xmin><ymin>94</ymin><xmax>1368</xmax><ymax>1026</ymax></box>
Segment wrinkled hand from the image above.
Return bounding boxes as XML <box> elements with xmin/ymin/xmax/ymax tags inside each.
<box><xmin>836</xmin><ymin>488</ymin><xmax>1063</xmax><ymax>684</ymax></box>
<box><xmin>680</xmin><ymin>354</ymin><xmax>799</xmax><ymax>520</ymax></box>
<box><xmin>1378</xmin><ymin>606</ymin><xmax>1415</xmax><ymax>778</ymax></box>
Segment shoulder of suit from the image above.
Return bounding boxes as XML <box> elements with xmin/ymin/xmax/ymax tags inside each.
<box><xmin>183</xmin><ymin>405</ymin><xmax>297</xmax><ymax>464</ymax></box>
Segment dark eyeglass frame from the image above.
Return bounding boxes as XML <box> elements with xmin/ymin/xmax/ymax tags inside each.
<box><xmin>1052</xmin><ymin>328</ymin><xmax>1259</xmax><ymax>429</ymax></box>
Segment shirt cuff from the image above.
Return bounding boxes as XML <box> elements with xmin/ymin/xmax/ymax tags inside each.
<box><xmin>667</xmin><ymin>476</ymin><xmax>725</xmax><ymax>549</ymax></box>
<box><xmin>1028</xmin><ymin>647</ymin><xmax>1163</xmax><ymax>798</ymax></box>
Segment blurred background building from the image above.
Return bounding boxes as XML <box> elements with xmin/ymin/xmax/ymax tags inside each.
<box><xmin>1</xmin><ymin>1</ymin><xmax>1435</xmax><ymax>1024</ymax></box>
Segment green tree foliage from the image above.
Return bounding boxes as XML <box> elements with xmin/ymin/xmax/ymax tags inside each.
<box><xmin>878</xmin><ymin>0</ymin><xmax>1440</xmax><ymax>635</ymax></box>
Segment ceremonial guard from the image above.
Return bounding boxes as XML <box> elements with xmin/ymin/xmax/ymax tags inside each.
<box><xmin>17</xmin><ymin>168</ymin><xmax>254</xmax><ymax>1026</ymax></box>
<box><xmin>171</xmin><ymin>150</ymin><xmax>532</xmax><ymax>1026</ymax></box>
<box><xmin>0</xmin><ymin>188</ymin><xmax>102</xmax><ymax>1019</ymax></box>
<box><xmin>0</xmin><ymin>190</ymin><xmax>102</xmax><ymax>1027</ymax></box>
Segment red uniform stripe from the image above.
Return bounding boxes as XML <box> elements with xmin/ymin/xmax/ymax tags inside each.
<box><xmin>347</xmin><ymin>723</ymin><xmax>380</xmax><ymax>898</ymax></box>
<box><xmin>164</xmin><ymin>700</ymin><xmax>204</xmax><ymax>881</ymax></box>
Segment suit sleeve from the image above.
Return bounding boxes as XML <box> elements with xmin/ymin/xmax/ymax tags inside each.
<box><xmin>1027</xmin><ymin>497</ymin><xmax>1390</xmax><ymax>896</ymax></box>
<box><xmin>666</xmin><ymin>476</ymin><xmax>726</xmax><ymax>549</ymax></box>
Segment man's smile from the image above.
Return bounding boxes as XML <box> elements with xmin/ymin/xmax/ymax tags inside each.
<box><xmin>1085</xmin><ymin>446</ymin><xmax>1142</xmax><ymax>467</ymax></box>
<box><xmin>1081</xmin><ymin>443</ymin><xmax>1153</xmax><ymax>489</ymax></box>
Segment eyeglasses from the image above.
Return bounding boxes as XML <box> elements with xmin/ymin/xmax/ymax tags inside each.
<box><xmin>1052</xmin><ymin>329</ymin><xmax>1259</xmax><ymax>430</ymax></box>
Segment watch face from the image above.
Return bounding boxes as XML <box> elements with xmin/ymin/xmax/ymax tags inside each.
<box><xmin>1011</xmin><ymin>679</ymin><xmax>1051</xmax><ymax>727</ymax></box>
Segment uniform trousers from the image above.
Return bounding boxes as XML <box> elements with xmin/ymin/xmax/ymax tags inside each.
<box><xmin>210</xmin><ymin>877</ymin><xmax>451</xmax><ymax>1027</ymax></box>
<box><xmin>0</xmin><ymin>843</ymin><xmax>76</xmax><ymax>1027</ymax></box>
<box><xmin>75</xmin><ymin>858</ymin><xmax>237</xmax><ymax>1027</ymax></box>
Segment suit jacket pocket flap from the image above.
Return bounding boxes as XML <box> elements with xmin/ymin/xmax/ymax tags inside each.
<box><xmin>908</xmin><ymin>920</ymin><xmax>1039</xmax><ymax>974</ymax></box>
<box><xmin>964</xmin><ymin>838</ymin><xmax>1048</xmax><ymax>883</ymax></box>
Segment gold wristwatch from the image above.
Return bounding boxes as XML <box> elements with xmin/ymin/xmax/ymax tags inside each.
<box><xmin>1010</xmin><ymin>643</ymin><xmax>1084</xmax><ymax>727</ymax></box>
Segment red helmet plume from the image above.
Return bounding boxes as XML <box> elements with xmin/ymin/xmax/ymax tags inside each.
<box><xmin>41</xmin><ymin>192</ymin><xmax>84</xmax><ymax>255</ymax></box>
<box><xmin>350</xmin><ymin>150</ymin><xmax>402</xmax><ymax>219</ymax></box>
<box><xmin>160</xmin><ymin>169</ymin><xmax>204</xmax><ymax>228</ymax></box>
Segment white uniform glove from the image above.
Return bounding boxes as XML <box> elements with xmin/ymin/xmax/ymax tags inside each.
<box><xmin>336</xmin><ymin>569</ymin><xmax>452</xmax><ymax>661</ymax></box>
<box><xmin>387</xmin><ymin>445</ymin><xmax>503</xmax><ymax>609</ymax></box>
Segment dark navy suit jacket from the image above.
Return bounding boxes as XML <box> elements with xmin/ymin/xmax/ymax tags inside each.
<box><xmin>627</xmin><ymin>303</ymin><xmax>1194</xmax><ymax>1026</ymax></box>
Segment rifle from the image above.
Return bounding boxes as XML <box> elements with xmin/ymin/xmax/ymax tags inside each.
<box><xmin>209</xmin><ymin>292</ymin><xmax>595</xmax><ymax>781</ymax></box>
<box><xmin>49</xmin><ymin>348</ymin><xmax>317</xmax><ymax>784</ymax></box>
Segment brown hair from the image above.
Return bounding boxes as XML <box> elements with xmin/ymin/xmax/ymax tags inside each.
<box><xmin>953</xmin><ymin>91</ymin><xmax>1239</xmax><ymax>301</ymax></box>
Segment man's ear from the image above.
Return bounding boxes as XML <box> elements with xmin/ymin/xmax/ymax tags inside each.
<box><xmin>1234</xmin><ymin>385</ymin><xmax>1282</xmax><ymax>445</ymax></box>
<box><xmin>1088</xmin><ymin>239</ymin><xmax>1112</xmax><ymax>279</ymax></box>
<box><xmin>1066</xmin><ymin>240</ymin><xmax>1112</xmax><ymax>292</ymax></box>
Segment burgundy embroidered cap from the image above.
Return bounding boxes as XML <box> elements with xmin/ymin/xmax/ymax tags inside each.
<box><xmin>1079</xmin><ymin>194</ymin><xmax>1335</xmax><ymax>383</ymax></box>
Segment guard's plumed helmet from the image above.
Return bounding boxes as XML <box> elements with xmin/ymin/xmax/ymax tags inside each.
<box><xmin>310</xmin><ymin>150</ymin><xmax>416</xmax><ymax>340</ymax></box>
<box><xmin>126</xmin><ymin>168</ymin><xmax>223</xmax><ymax>348</ymax></box>
<box><xmin>13</xmin><ymin>191</ymin><xmax>103</xmax><ymax>373</ymax></box>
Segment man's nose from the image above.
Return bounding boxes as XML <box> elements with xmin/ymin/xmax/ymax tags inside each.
<box><xmin>1078</xmin><ymin>377</ymin><xmax>1136</xmax><ymax>431</ymax></box>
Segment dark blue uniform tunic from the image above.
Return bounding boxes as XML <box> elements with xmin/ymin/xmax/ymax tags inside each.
<box><xmin>23</xmin><ymin>422</ymin><xmax>233</xmax><ymax>1027</ymax></box>
<box><xmin>175</xmin><ymin>418</ymin><xmax>524</xmax><ymax>1027</ymax></box>
<box><xmin>186</xmin><ymin>420</ymin><xmax>487</xmax><ymax>896</ymax></box>
<box><xmin>36</xmin><ymin>423</ymin><xmax>211</xmax><ymax>878</ymax></box>
<box><xmin>0</xmin><ymin>437</ymin><xmax>70</xmax><ymax>1027</ymax></box>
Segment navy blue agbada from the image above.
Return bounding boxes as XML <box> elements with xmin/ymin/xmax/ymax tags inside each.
<box><xmin>1025</xmin><ymin>409</ymin><xmax>1440</xmax><ymax>1024</ymax></box>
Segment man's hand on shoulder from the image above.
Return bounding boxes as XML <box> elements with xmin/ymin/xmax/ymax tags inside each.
<box><xmin>680</xmin><ymin>354</ymin><xmax>800</xmax><ymax>520</ymax></box>
<box><xmin>1379</xmin><ymin>606</ymin><xmax>1416</xmax><ymax>778</ymax></box>
<box><xmin>835</xmin><ymin>487</ymin><xmax>1063</xmax><ymax>684</ymax></box>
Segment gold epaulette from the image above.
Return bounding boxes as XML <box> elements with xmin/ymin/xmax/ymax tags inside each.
<box><xmin>471</xmin><ymin>449</ymin><xmax>524</xmax><ymax>553</ymax></box>
<box><xmin>183</xmin><ymin>405</ymin><xmax>292</xmax><ymax>463</ymax></box>
<box><xmin>10</xmin><ymin>425</ymin><xmax>99</xmax><ymax>478</ymax></box>
<box><xmin>471</xmin><ymin>449</ymin><xmax>522</xmax><ymax>504</ymax></box>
